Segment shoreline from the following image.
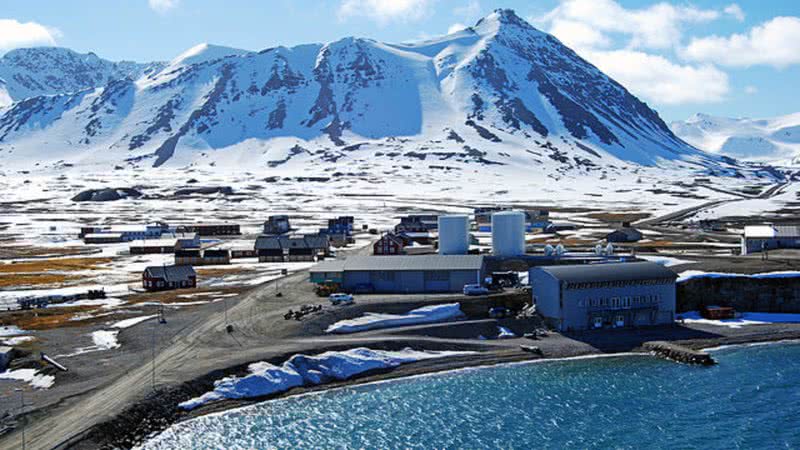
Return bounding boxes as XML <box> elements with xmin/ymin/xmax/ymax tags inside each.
<box><xmin>65</xmin><ymin>326</ymin><xmax>800</xmax><ymax>450</ymax></box>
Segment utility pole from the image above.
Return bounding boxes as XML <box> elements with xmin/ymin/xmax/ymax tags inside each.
<box><xmin>151</xmin><ymin>320</ymin><xmax>156</xmax><ymax>392</ymax></box>
<box><xmin>15</xmin><ymin>388</ymin><xmax>25</xmax><ymax>450</ymax></box>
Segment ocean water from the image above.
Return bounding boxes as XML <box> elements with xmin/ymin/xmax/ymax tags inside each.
<box><xmin>141</xmin><ymin>342</ymin><xmax>800</xmax><ymax>449</ymax></box>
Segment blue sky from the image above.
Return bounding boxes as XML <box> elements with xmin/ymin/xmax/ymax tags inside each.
<box><xmin>1</xmin><ymin>0</ymin><xmax>798</xmax><ymax>122</ymax></box>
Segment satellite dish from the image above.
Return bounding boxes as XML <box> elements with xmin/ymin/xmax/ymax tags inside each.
<box><xmin>595</xmin><ymin>244</ymin><xmax>604</xmax><ymax>255</ymax></box>
<box><xmin>555</xmin><ymin>244</ymin><xmax>566</xmax><ymax>256</ymax></box>
<box><xmin>544</xmin><ymin>244</ymin><xmax>554</xmax><ymax>256</ymax></box>
<box><xmin>605</xmin><ymin>243</ymin><xmax>614</xmax><ymax>255</ymax></box>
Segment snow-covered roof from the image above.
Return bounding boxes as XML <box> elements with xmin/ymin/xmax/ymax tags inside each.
<box><xmin>743</xmin><ymin>225</ymin><xmax>776</xmax><ymax>238</ymax></box>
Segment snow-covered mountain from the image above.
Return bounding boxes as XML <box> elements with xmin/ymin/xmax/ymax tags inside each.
<box><xmin>671</xmin><ymin>113</ymin><xmax>800</xmax><ymax>165</ymax></box>
<box><xmin>0</xmin><ymin>47</ymin><xmax>162</xmax><ymax>107</ymax></box>
<box><xmin>0</xmin><ymin>10</ymin><xmax>762</xmax><ymax>181</ymax></box>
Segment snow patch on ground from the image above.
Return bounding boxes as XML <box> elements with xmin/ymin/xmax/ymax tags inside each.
<box><xmin>496</xmin><ymin>326</ymin><xmax>517</xmax><ymax>339</ymax></box>
<box><xmin>678</xmin><ymin>270</ymin><xmax>800</xmax><ymax>283</ymax></box>
<box><xmin>112</xmin><ymin>314</ymin><xmax>158</xmax><ymax>329</ymax></box>
<box><xmin>179</xmin><ymin>347</ymin><xmax>473</xmax><ymax>410</ymax></box>
<box><xmin>1</xmin><ymin>336</ymin><xmax>34</xmax><ymax>345</ymax></box>
<box><xmin>678</xmin><ymin>311</ymin><xmax>800</xmax><ymax>328</ymax></box>
<box><xmin>92</xmin><ymin>330</ymin><xmax>120</xmax><ymax>349</ymax></box>
<box><xmin>325</xmin><ymin>303</ymin><xmax>464</xmax><ymax>334</ymax></box>
<box><xmin>0</xmin><ymin>368</ymin><xmax>55</xmax><ymax>389</ymax></box>
<box><xmin>637</xmin><ymin>255</ymin><xmax>697</xmax><ymax>267</ymax></box>
<box><xmin>0</xmin><ymin>325</ymin><xmax>26</xmax><ymax>337</ymax></box>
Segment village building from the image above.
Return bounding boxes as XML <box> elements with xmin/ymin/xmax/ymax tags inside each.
<box><xmin>395</xmin><ymin>214</ymin><xmax>439</xmax><ymax>233</ymax></box>
<box><xmin>373</xmin><ymin>232</ymin><xmax>436</xmax><ymax>255</ymax></box>
<box><xmin>324</xmin><ymin>216</ymin><xmax>355</xmax><ymax>235</ymax></box>
<box><xmin>740</xmin><ymin>224</ymin><xmax>800</xmax><ymax>255</ymax></box>
<box><xmin>374</xmin><ymin>233</ymin><xmax>407</xmax><ymax>255</ymax></box>
<box><xmin>174</xmin><ymin>248</ymin><xmax>231</xmax><ymax>266</ymax></box>
<box><xmin>82</xmin><ymin>222</ymin><xmax>173</xmax><ymax>243</ymax></box>
<box><xmin>310</xmin><ymin>255</ymin><xmax>485</xmax><ymax>293</ymax></box>
<box><xmin>263</xmin><ymin>215</ymin><xmax>291</xmax><ymax>235</ymax></box>
<box><xmin>142</xmin><ymin>265</ymin><xmax>197</xmax><ymax>291</ymax></box>
<box><xmin>255</xmin><ymin>235</ymin><xmax>285</xmax><ymax>262</ymax></box>
<box><xmin>255</xmin><ymin>234</ymin><xmax>330</xmax><ymax>262</ymax></box>
<box><xmin>525</xmin><ymin>209</ymin><xmax>551</xmax><ymax>230</ymax></box>
<box><xmin>84</xmin><ymin>232</ymin><xmax>124</xmax><ymax>244</ymax></box>
<box><xmin>179</xmin><ymin>223</ymin><xmax>241</xmax><ymax>236</ymax></box>
<box><xmin>129</xmin><ymin>233</ymin><xmax>199</xmax><ymax>255</ymax></box>
<box><xmin>286</xmin><ymin>235</ymin><xmax>330</xmax><ymax>261</ymax></box>
<box><xmin>529</xmin><ymin>261</ymin><xmax>677</xmax><ymax>331</ymax></box>
<box><xmin>230</xmin><ymin>248</ymin><xmax>258</xmax><ymax>259</ymax></box>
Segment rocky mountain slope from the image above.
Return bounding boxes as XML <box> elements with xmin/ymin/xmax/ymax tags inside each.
<box><xmin>0</xmin><ymin>47</ymin><xmax>162</xmax><ymax>107</ymax></box>
<box><xmin>671</xmin><ymin>113</ymin><xmax>800</xmax><ymax>165</ymax></box>
<box><xmin>0</xmin><ymin>10</ymin><xmax>768</xmax><ymax>184</ymax></box>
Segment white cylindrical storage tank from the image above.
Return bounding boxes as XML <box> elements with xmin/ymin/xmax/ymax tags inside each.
<box><xmin>438</xmin><ymin>215</ymin><xmax>469</xmax><ymax>255</ymax></box>
<box><xmin>492</xmin><ymin>211</ymin><xmax>525</xmax><ymax>256</ymax></box>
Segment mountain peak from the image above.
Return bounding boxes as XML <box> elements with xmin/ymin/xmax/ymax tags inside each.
<box><xmin>472</xmin><ymin>8</ymin><xmax>545</xmax><ymax>40</ymax></box>
<box><xmin>169</xmin><ymin>43</ymin><xmax>248</xmax><ymax>69</ymax></box>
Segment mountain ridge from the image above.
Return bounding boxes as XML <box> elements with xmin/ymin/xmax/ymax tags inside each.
<box><xmin>671</xmin><ymin>112</ymin><xmax>800</xmax><ymax>166</ymax></box>
<box><xmin>0</xmin><ymin>9</ymin><xmax>768</xmax><ymax>182</ymax></box>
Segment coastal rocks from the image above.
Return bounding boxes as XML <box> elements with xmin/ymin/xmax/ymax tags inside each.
<box><xmin>173</xmin><ymin>186</ymin><xmax>233</xmax><ymax>196</ymax></box>
<box><xmin>71</xmin><ymin>187</ymin><xmax>143</xmax><ymax>202</ymax></box>
<box><xmin>644</xmin><ymin>341</ymin><xmax>716</xmax><ymax>365</ymax></box>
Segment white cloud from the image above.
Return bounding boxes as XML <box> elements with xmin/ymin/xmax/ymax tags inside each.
<box><xmin>685</xmin><ymin>16</ymin><xmax>800</xmax><ymax>68</ymax></box>
<box><xmin>549</xmin><ymin>19</ymin><xmax>611</xmax><ymax>50</ymax></box>
<box><xmin>148</xmin><ymin>0</ymin><xmax>180</xmax><ymax>14</ymax></box>
<box><xmin>447</xmin><ymin>23</ymin><xmax>468</xmax><ymax>34</ymax></box>
<box><xmin>744</xmin><ymin>85</ymin><xmax>758</xmax><ymax>94</ymax></box>
<box><xmin>0</xmin><ymin>19</ymin><xmax>60</xmax><ymax>54</ymax></box>
<box><xmin>582</xmin><ymin>49</ymin><xmax>729</xmax><ymax>105</ymax></box>
<box><xmin>724</xmin><ymin>4</ymin><xmax>745</xmax><ymax>22</ymax></box>
<box><xmin>338</xmin><ymin>0</ymin><xmax>433</xmax><ymax>23</ymax></box>
<box><xmin>539</xmin><ymin>0</ymin><xmax>721</xmax><ymax>50</ymax></box>
<box><xmin>454</xmin><ymin>0</ymin><xmax>480</xmax><ymax>19</ymax></box>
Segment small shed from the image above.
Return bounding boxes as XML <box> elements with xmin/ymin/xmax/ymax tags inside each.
<box><xmin>0</xmin><ymin>346</ymin><xmax>13</xmax><ymax>372</ymax></box>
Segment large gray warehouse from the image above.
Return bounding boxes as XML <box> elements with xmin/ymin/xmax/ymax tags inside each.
<box><xmin>310</xmin><ymin>255</ymin><xmax>484</xmax><ymax>293</ymax></box>
<box><xmin>530</xmin><ymin>262</ymin><xmax>677</xmax><ymax>331</ymax></box>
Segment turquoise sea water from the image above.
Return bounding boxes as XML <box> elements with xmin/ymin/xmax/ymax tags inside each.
<box><xmin>141</xmin><ymin>342</ymin><xmax>800</xmax><ymax>449</ymax></box>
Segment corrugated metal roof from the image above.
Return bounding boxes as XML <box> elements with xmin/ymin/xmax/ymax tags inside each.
<box><xmin>744</xmin><ymin>224</ymin><xmax>800</xmax><ymax>238</ymax></box>
<box><xmin>535</xmin><ymin>261</ymin><xmax>677</xmax><ymax>283</ymax></box>
<box><xmin>144</xmin><ymin>265</ymin><xmax>196</xmax><ymax>281</ymax></box>
<box><xmin>256</xmin><ymin>234</ymin><xmax>329</xmax><ymax>250</ymax></box>
<box><xmin>310</xmin><ymin>255</ymin><xmax>484</xmax><ymax>273</ymax></box>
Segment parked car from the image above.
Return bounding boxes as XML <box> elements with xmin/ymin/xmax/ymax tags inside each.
<box><xmin>489</xmin><ymin>306</ymin><xmax>511</xmax><ymax>318</ymax></box>
<box><xmin>463</xmin><ymin>284</ymin><xmax>489</xmax><ymax>296</ymax></box>
<box><xmin>329</xmin><ymin>293</ymin><xmax>354</xmax><ymax>305</ymax></box>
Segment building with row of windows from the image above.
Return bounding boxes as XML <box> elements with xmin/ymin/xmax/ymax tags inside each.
<box><xmin>530</xmin><ymin>261</ymin><xmax>677</xmax><ymax>331</ymax></box>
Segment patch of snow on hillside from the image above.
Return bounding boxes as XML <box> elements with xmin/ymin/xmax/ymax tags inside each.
<box><xmin>179</xmin><ymin>347</ymin><xmax>473</xmax><ymax>410</ymax></box>
<box><xmin>326</xmin><ymin>303</ymin><xmax>464</xmax><ymax>334</ymax></box>
<box><xmin>0</xmin><ymin>368</ymin><xmax>55</xmax><ymax>389</ymax></box>
<box><xmin>678</xmin><ymin>311</ymin><xmax>800</xmax><ymax>328</ymax></box>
